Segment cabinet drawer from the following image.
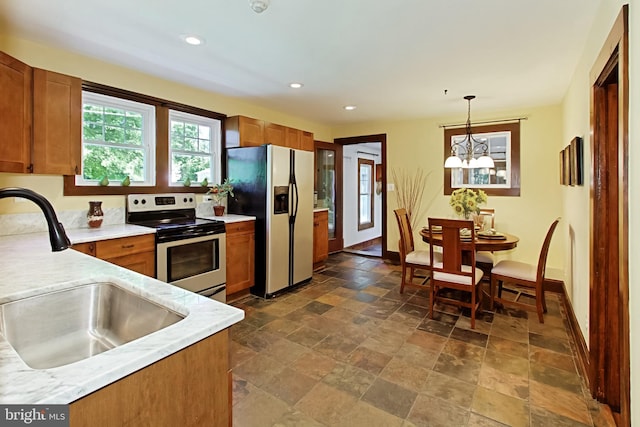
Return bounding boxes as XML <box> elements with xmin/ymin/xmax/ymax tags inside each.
<box><xmin>225</xmin><ymin>221</ymin><xmax>254</xmax><ymax>235</ymax></box>
<box><xmin>96</xmin><ymin>234</ymin><xmax>155</xmax><ymax>259</ymax></box>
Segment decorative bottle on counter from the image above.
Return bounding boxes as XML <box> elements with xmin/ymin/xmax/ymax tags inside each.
<box><xmin>87</xmin><ymin>201</ymin><xmax>104</xmax><ymax>228</ymax></box>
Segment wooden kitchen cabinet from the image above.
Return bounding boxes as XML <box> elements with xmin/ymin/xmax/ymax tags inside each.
<box><xmin>226</xmin><ymin>115</ymin><xmax>264</xmax><ymax>148</ymax></box>
<box><xmin>225</xmin><ymin>220</ymin><xmax>255</xmax><ymax>297</ymax></box>
<box><xmin>32</xmin><ymin>68</ymin><xmax>82</xmax><ymax>175</ymax></box>
<box><xmin>0</xmin><ymin>51</ymin><xmax>82</xmax><ymax>175</ymax></box>
<box><xmin>300</xmin><ymin>131</ymin><xmax>314</xmax><ymax>151</ymax></box>
<box><xmin>285</xmin><ymin>127</ymin><xmax>301</xmax><ymax>149</ymax></box>
<box><xmin>264</xmin><ymin>121</ymin><xmax>285</xmax><ymax>145</ymax></box>
<box><xmin>70</xmin><ymin>329</ymin><xmax>230</xmax><ymax>427</ymax></box>
<box><xmin>72</xmin><ymin>234</ymin><xmax>156</xmax><ymax>278</ymax></box>
<box><xmin>313</xmin><ymin>210</ymin><xmax>329</xmax><ymax>270</ymax></box>
<box><xmin>0</xmin><ymin>51</ymin><xmax>32</xmax><ymax>173</ymax></box>
<box><xmin>225</xmin><ymin>115</ymin><xmax>315</xmax><ymax>151</ymax></box>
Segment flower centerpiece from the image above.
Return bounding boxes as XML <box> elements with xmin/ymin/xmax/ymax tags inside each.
<box><xmin>207</xmin><ymin>178</ymin><xmax>234</xmax><ymax>216</ymax></box>
<box><xmin>449</xmin><ymin>188</ymin><xmax>487</xmax><ymax>219</ymax></box>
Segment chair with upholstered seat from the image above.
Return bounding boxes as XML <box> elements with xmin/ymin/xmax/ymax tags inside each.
<box><xmin>490</xmin><ymin>218</ymin><xmax>561</xmax><ymax>323</ymax></box>
<box><xmin>473</xmin><ymin>208</ymin><xmax>495</xmax><ymax>281</ymax></box>
<box><xmin>394</xmin><ymin>208</ymin><xmax>441</xmax><ymax>293</ymax></box>
<box><xmin>428</xmin><ymin>217</ymin><xmax>484</xmax><ymax>329</ymax></box>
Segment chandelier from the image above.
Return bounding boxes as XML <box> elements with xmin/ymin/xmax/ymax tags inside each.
<box><xmin>444</xmin><ymin>96</ymin><xmax>495</xmax><ymax>169</ymax></box>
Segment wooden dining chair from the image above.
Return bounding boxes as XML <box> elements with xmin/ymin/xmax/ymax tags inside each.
<box><xmin>490</xmin><ymin>218</ymin><xmax>561</xmax><ymax>323</ymax></box>
<box><xmin>394</xmin><ymin>208</ymin><xmax>441</xmax><ymax>293</ymax></box>
<box><xmin>475</xmin><ymin>208</ymin><xmax>496</xmax><ymax>281</ymax></box>
<box><xmin>428</xmin><ymin>218</ymin><xmax>484</xmax><ymax>329</ymax></box>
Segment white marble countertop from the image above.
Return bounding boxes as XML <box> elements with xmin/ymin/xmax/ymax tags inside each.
<box><xmin>66</xmin><ymin>223</ymin><xmax>156</xmax><ymax>244</ymax></box>
<box><xmin>0</xmin><ymin>232</ymin><xmax>244</xmax><ymax>404</ymax></box>
<box><xmin>200</xmin><ymin>214</ymin><xmax>256</xmax><ymax>223</ymax></box>
<box><xmin>313</xmin><ymin>207</ymin><xmax>330</xmax><ymax>213</ymax></box>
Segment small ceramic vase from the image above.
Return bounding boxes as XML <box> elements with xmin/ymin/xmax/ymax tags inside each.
<box><xmin>87</xmin><ymin>201</ymin><xmax>104</xmax><ymax>228</ymax></box>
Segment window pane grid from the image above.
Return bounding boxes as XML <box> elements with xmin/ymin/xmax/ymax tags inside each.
<box><xmin>169</xmin><ymin>111</ymin><xmax>220</xmax><ymax>186</ymax></box>
<box><xmin>78</xmin><ymin>92</ymin><xmax>156</xmax><ymax>186</ymax></box>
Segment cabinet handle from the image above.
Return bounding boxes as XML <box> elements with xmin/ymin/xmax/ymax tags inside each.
<box><xmin>314</xmin><ymin>222</ymin><xmax>319</xmax><ymax>226</ymax></box>
<box><xmin>122</xmin><ymin>244</ymin><xmax>135</xmax><ymax>249</ymax></box>
<box><xmin>75</xmin><ymin>165</ymin><xmax>79</xmax><ymax>174</ymax></box>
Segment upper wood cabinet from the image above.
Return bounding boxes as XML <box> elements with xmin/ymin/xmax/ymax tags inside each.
<box><xmin>226</xmin><ymin>115</ymin><xmax>263</xmax><ymax>148</ymax></box>
<box><xmin>32</xmin><ymin>68</ymin><xmax>82</xmax><ymax>175</ymax></box>
<box><xmin>264</xmin><ymin>122</ymin><xmax>285</xmax><ymax>146</ymax></box>
<box><xmin>225</xmin><ymin>115</ymin><xmax>314</xmax><ymax>151</ymax></box>
<box><xmin>300</xmin><ymin>131</ymin><xmax>314</xmax><ymax>151</ymax></box>
<box><xmin>0</xmin><ymin>51</ymin><xmax>82</xmax><ymax>175</ymax></box>
<box><xmin>285</xmin><ymin>127</ymin><xmax>301</xmax><ymax>149</ymax></box>
<box><xmin>0</xmin><ymin>51</ymin><xmax>32</xmax><ymax>173</ymax></box>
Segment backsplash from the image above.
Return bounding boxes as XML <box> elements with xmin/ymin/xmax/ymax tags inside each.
<box><xmin>0</xmin><ymin>202</ymin><xmax>217</xmax><ymax>236</ymax></box>
<box><xmin>0</xmin><ymin>208</ymin><xmax>125</xmax><ymax>236</ymax></box>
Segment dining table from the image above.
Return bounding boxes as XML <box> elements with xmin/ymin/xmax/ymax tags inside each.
<box><xmin>419</xmin><ymin>228</ymin><xmax>519</xmax><ymax>252</ymax></box>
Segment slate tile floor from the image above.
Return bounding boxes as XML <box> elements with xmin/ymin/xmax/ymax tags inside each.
<box><xmin>229</xmin><ymin>253</ymin><xmax>615</xmax><ymax>427</ymax></box>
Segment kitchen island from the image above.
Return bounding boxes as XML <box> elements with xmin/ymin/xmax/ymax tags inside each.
<box><xmin>0</xmin><ymin>228</ymin><xmax>243</xmax><ymax>424</ymax></box>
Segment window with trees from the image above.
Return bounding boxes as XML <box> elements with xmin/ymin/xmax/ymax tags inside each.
<box><xmin>169</xmin><ymin>110</ymin><xmax>220</xmax><ymax>186</ymax></box>
<box><xmin>443</xmin><ymin>122</ymin><xmax>521</xmax><ymax>196</ymax></box>
<box><xmin>78</xmin><ymin>92</ymin><xmax>155</xmax><ymax>186</ymax></box>
<box><xmin>358</xmin><ymin>158</ymin><xmax>374</xmax><ymax>230</ymax></box>
<box><xmin>65</xmin><ymin>82</ymin><xmax>225</xmax><ymax>195</ymax></box>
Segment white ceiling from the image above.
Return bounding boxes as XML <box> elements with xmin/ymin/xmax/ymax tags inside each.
<box><xmin>1</xmin><ymin>0</ymin><xmax>601</xmax><ymax>125</ymax></box>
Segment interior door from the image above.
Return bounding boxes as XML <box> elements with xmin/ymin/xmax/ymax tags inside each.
<box><xmin>314</xmin><ymin>141</ymin><xmax>343</xmax><ymax>253</ymax></box>
<box><xmin>589</xmin><ymin>6</ymin><xmax>629</xmax><ymax>426</ymax></box>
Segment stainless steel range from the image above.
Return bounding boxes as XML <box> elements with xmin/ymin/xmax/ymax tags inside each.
<box><xmin>126</xmin><ymin>193</ymin><xmax>227</xmax><ymax>302</ymax></box>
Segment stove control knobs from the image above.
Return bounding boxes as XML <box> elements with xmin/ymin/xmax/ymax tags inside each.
<box><xmin>141</xmin><ymin>199</ymin><xmax>146</xmax><ymax>204</ymax></box>
<box><xmin>133</xmin><ymin>199</ymin><xmax>139</xmax><ymax>205</ymax></box>
<box><xmin>184</xmin><ymin>198</ymin><xmax>188</xmax><ymax>204</ymax></box>
<box><xmin>189</xmin><ymin>197</ymin><xmax>193</xmax><ymax>203</ymax></box>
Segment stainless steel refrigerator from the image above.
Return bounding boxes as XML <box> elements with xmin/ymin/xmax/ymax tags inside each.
<box><xmin>227</xmin><ymin>144</ymin><xmax>314</xmax><ymax>298</ymax></box>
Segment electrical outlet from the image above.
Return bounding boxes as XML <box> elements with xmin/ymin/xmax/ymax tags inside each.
<box><xmin>203</xmin><ymin>195</ymin><xmax>213</xmax><ymax>202</ymax></box>
<box><xmin>387</xmin><ymin>183</ymin><xmax>395</xmax><ymax>192</ymax></box>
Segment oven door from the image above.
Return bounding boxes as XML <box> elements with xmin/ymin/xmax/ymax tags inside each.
<box><xmin>156</xmin><ymin>233</ymin><xmax>226</xmax><ymax>299</ymax></box>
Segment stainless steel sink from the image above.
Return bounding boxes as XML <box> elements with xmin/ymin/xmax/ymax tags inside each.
<box><xmin>0</xmin><ymin>282</ymin><xmax>185</xmax><ymax>369</ymax></box>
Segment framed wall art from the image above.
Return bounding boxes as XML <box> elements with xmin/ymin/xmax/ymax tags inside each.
<box><xmin>570</xmin><ymin>136</ymin><xmax>583</xmax><ymax>185</ymax></box>
<box><xmin>563</xmin><ymin>146</ymin><xmax>571</xmax><ymax>185</ymax></box>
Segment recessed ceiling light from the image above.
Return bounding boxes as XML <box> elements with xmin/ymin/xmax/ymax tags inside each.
<box><xmin>183</xmin><ymin>35</ymin><xmax>204</xmax><ymax>46</ymax></box>
<box><xmin>289</xmin><ymin>83</ymin><xmax>303</xmax><ymax>89</ymax></box>
<box><xmin>344</xmin><ymin>105</ymin><xmax>357</xmax><ymax>111</ymax></box>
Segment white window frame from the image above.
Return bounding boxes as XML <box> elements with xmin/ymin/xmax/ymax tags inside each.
<box><xmin>76</xmin><ymin>92</ymin><xmax>156</xmax><ymax>186</ymax></box>
<box><xmin>168</xmin><ymin>110</ymin><xmax>222</xmax><ymax>187</ymax></box>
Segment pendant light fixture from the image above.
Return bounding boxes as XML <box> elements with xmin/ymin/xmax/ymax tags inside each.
<box><xmin>444</xmin><ymin>96</ymin><xmax>495</xmax><ymax>169</ymax></box>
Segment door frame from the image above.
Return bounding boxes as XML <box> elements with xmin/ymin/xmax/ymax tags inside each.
<box><xmin>334</xmin><ymin>134</ymin><xmax>388</xmax><ymax>259</ymax></box>
<box><xmin>314</xmin><ymin>140</ymin><xmax>344</xmax><ymax>253</ymax></box>
<box><xmin>589</xmin><ymin>6</ymin><xmax>629</xmax><ymax>426</ymax></box>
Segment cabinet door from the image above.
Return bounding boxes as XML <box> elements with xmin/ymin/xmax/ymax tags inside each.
<box><xmin>225</xmin><ymin>221</ymin><xmax>255</xmax><ymax>295</ymax></box>
<box><xmin>300</xmin><ymin>131</ymin><xmax>314</xmax><ymax>151</ymax></box>
<box><xmin>239</xmin><ymin>116</ymin><xmax>264</xmax><ymax>147</ymax></box>
<box><xmin>0</xmin><ymin>51</ymin><xmax>32</xmax><ymax>173</ymax></box>
<box><xmin>285</xmin><ymin>127</ymin><xmax>301</xmax><ymax>149</ymax></box>
<box><xmin>95</xmin><ymin>235</ymin><xmax>156</xmax><ymax>277</ymax></box>
<box><xmin>105</xmin><ymin>251</ymin><xmax>156</xmax><ymax>277</ymax></box>
<box><xmin>225</xmin><ymin>116</ymin><xmax>264</xmax><ymax>148</ymax></box>
<box><xmin>264</xmin><ymin>122</ymin><xmax>285</xmax><ymax>146</ymax></box>
<box><xmin>32</xmin><ymin>68</ymin><xmax>82</xmax><ymax>175</ymax></box>
<box><xmin>313</xmin><ymin>211</ymin><xmax>329</xmax><ymax>264</ymax></box>
<box><xmin>72</xmin><ymin>242</ymin><xmax>96</xmax><ymax>256</ymax></box>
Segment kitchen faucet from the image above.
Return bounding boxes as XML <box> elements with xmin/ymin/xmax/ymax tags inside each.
<box><xmin>0</xmin><ymin>188</ymin><xmax>70</xmax><ymax>251</ymax></box>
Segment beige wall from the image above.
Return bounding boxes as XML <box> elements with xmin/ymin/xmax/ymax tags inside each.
<box><xmin>332</xmin><ymin>104</ymin><xmax>565</xmax><ymax>274</ymax></box>
<box><xmin>562</xmin><ymin>0</ymin><xmax>639</xmax><ymax>422</ymax></box>
<box><xmin>0</xmin><ymin>35</ymin><xmax>332</xmax><ymax>214</ymax></box>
